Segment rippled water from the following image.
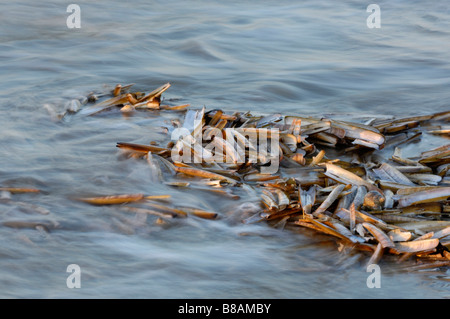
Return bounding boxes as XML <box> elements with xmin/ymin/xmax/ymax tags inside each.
<box><xmin>1</xmin><ymin>1</ymin><xmax>449</xmax><ymax>298</ymax></box>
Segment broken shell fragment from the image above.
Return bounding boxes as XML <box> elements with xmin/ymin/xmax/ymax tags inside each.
<box><xmin>388</xmin><ymin>229</ymin><xmax>412</xmax><ymax>242</ymax></box>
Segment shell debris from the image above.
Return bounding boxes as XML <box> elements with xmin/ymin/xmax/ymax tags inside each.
<box><xmin>7</xmin><ymin>82</ymin><xmax>450</xmax><ymax>271</ymax></box>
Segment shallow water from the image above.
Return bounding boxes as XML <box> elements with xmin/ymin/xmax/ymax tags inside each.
<box><xmin>0</xmin><ymin>0</ymin><xmax>449</xmax><ymax>298</ymax></box>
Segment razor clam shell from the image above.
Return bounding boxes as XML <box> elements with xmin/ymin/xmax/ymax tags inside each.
<box><xmin>136</xmin><ymin>82</ymin><xmax>171</xmax><ymax>103</ymax></box>
<box><xmin>184</xmin><ymin>108</ymin><xmax>205</xmax><ymax>133</ymax></box>
<box><xmin>311</xmin><ymin>132</ymin><xmax>338</xmax><ymax>146</ymax></box>
<box><xmin>395</xmin><ymin>221</ymin><xmax>450</xmax><ymax>235</ymax></box>
<box><xmin>310</xmin><ymin>150</ymin><xmax>326</xmax><ymax>166</ymax></box>
<box><xmin>436</xmin><ymin>164</ymin><xmax>450</xmax><ymax>177</ymax></box>
<box><xmin>330</xmin><ymin>222</ymin><xmax>365</xmax><ymax>243</ymax></box>
<box><xmin>174</xmin><ymin>165</ymin><xmax>238</xmax><ymax>185</ymax></box>
<box><xmin>397</xmin><ymin>187</ymin><xmax>450</xmax><ymax>207</ymax></box>
<box><xmin>384</xmin><ymin>189</ymin><xmax>394</xmax><ymax>209</ymax></box>
<box><xmin>120</xmin><ymin>206</ymin><xmax>175</xmax><ymax>219</ymax></box>
<box><xmin>334</xmin><ymin>185</ymin><xmax>358</xmax><ymax>211</ymax></box>
<box><xmin>322</xmin><ymin>163</ymin><xmax>380</xmax><ymax>193</ymax></box>
<box><xmin>330</xmin><ymin>120</ymin><xmax>385</xmax><ymax>147</ymax></box>
<box><xmin>392</xmin><ymin>147</ymin><xmax>422</xmax><ymax>166</ymax></box>
<box><xmin>306</xmin><ymin>218</ymin><xmax>350</xmax><ymax>241</ymax></box>
<box><xmin>2</xmin><ymin>220</ymin><xmax>57</xmax><ymax>232</ymax></box>
<box><xmin>362</xmin><ymin>222</ymin><xmax>395</xmax><ymax>248</ymax></box>
<box><xmin>78</xmin><ymin>193</ymin><xmax>145</xmax><ymax>205</ymax></box>
<box><xmin>377</xmin><ymin>214</ymin><xmax>425</xmax><ymax>224</ymax></box>
<box><xmin>274</xmin><ymin>188</ymin><xmax>290</xmax><ymax>210</ymax></box>
<box><xmin>352</xmin><ymin>139</ymin><xmax>381</xmax><ymax>149</ymax></box>
<box><xmin>299</xmin><ymin>185</ymin><xmax>317</xmax><ymax>215</ymax></box>
<box><xmin>419</xmin><ymin>144</ymin><xmax>450</xmax><ymax>161</ymax></box>
<box><xmin>242</xmin><ymin>212</ymin><xmax>267</xmax><ymax>224</ymax></box>
<box><xmin>367</xmin><ymin>243</ymin><xmax>384</xmax><ymax>266</ymax></box>
<box><xmin>396</xmin><ymin>186</ymin><xmax>443</xmax><ymax>196</ymax></box>
<box><xmin>256</xmin><ymin>113</ymin><xmax>283</xmax><ymax>128</ymax></box>
<box><xmin>395</xmin><ymin>238</ymin><xmax>439</xmax><ymax>253</ymax></box>
<box><xmin>313</xmin><ymin>184</ymin><xmax>346</xmax><ymax>216</ymax></box>
<box><xmin>261</xmin><ymin>193</ymin><xmax>278</xmax><ymax>211</ymax></box>
<box><xmin>372</xmin><ymin>163</ymin><xmax>415</xmax><ymax>186</ymax></box>
<box><xmin>431</xmin><ymin>226</ymin><xmax>450</xmax><ymax>240</ymax></box>
<box><xmin>378</xmin><ymin>180</ymin><xmax>412</xmax><ymax>193</ymax></box>
<box><xmin>281</xmin><ymin>133</ymin><xmax>298</xmax><ymax>152</ymax></box>
<box><xmin>404</xmin><ymin>173</ymin><xmax>442</xmax><ymax>185</ymax></box>
<box><xmin>335</xmin><ymin>207</ymin><xmax>364</xmax><ymax>225</ymax></box>
<box><xmin>393</xmin><ymin>166</ymin><xmax>432</xmax><ymax>174</ymax></box>
<box><xmin>351</xmin><ymin>185</ymin><xmax>367</xmax><ymax>210</ymax></box>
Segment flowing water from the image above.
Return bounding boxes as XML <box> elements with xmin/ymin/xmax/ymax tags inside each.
<box><xmin>0</xmin><ymin>0</ymin><xmax>449</xmax><ymax>298</ymax></box>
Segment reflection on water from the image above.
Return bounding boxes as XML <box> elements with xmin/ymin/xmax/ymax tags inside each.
<box><xmin>0</xmin><ymin>0</ymin><xmax>449</xmax><ymax>298</ymax></box>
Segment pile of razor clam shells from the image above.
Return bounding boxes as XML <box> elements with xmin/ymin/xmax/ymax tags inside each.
<box><xmin>9</xmin><ymin>83</ymin><xmax>450</xmax><ymax>270</ymax></box>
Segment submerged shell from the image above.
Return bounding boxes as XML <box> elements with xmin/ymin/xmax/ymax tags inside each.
<box><xmin>77</xmin><ymin>194</ymin><xmax>144</xmax><ymax>205</ymax></box>
<box><xmin>0</xmin><ymin>187</ymin><xmax>40</xmax><ymax>193</ymax></box>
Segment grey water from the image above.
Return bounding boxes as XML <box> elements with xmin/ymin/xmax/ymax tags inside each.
<box><xmin>0</xmin><ymin>0</ymin><xmax>449</xmax><ymax>298</ymax></box>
